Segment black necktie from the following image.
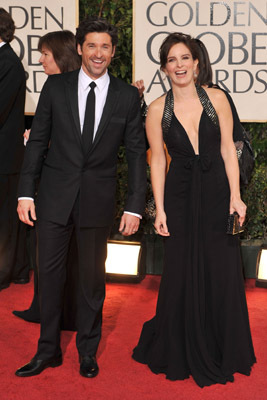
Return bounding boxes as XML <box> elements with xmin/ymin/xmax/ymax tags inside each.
<box><xmin>82</xmin><ymin>81</ymin><xmax>96</xmax><ymax>152</ymax></box>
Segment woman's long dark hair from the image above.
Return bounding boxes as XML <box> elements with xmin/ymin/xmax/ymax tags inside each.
<box><xmin>194</xmin><ymin>38</ymin><xmax>213</xmax><ymax>86</ymax></box>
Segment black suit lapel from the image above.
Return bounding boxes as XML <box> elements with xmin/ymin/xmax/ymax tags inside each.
<box><xmin>89</xmin><ymin>75</ymin><xmax>120</xmax><ymax>152</ymax></box>
<box><xmin>65</xmin><ymin>70</ymin><xmax>82</xmax><ymax>145</ymax></box>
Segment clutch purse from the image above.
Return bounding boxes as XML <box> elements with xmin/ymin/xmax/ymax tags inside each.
<box><xmin>226</xmin><ymin>212</ymin><xmax>244</xmax><ymax>235</ymax></box>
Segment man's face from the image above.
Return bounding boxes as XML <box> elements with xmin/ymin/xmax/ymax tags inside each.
<box><xmin>78</xmin><ymin>32</ymin><xmax>115</xmax><ymax>80</ymax></box>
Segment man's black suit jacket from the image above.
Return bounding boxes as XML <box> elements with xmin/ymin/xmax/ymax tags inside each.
<box><xmin>0</xmin><ymin>43</ymin><xmax>26</xmax><ymax>174</ymax></box>
<box><xmin>18</xmin><ymin>70</ymin><xmax>147</xmax><ymax>227</ymax></box>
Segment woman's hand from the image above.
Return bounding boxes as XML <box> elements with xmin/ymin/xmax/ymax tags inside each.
<box><xmin>230</xmin><ymin>197</ymin><xmax>247</xmax><ymax>227</ymax></box>
<box><xmin>154</xmin><ymin>210</ymin><xmax>170</xmax><ymax>236</ymax></box>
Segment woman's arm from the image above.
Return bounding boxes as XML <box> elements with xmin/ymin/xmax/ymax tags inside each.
<box><xmin>209</xmin><ymin>89</ymin><xmax>246</xmax><ymax>226</ymax></box>
<box><xmin>146</xmin><ymin>97</ymin><xmax>170</xmax><ymax>236</ymax></box>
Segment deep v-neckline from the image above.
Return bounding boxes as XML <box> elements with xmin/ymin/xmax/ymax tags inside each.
<box><xmin>173</xmin><ymin>109</ymin><xmax>204</xmax><ymax>156</ymax></box>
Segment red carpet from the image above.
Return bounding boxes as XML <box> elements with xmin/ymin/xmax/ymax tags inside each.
<box><xmin>0</xmin><ymin>275</ymin><xmax>267</xmax><ymax>400</ymax></box>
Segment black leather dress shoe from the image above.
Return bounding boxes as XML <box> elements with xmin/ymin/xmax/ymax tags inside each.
<box><xmin>79</xmin><ymin>355</ymin><xmax>99</xmax><ymax>378</ymax></box>
<box><xmin>12</xmin><ymin>310</ymin><xmax>40</xmax><ymax>323</ymax></box>
<box><xmin>15</xmin><ymin>355</ymin><xmax>62</xmax><ymax>377</ymax></box>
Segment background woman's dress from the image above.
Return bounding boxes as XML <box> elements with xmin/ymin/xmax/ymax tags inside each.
<box><xmin>132</xmin><ymin>96</ymin><xmax>256</xmax><ymax>387</ymax></box>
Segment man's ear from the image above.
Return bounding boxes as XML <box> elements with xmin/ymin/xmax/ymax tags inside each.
<box><xmin>77</xmin><ymin>43</ymin><xmax>82</xmax><ymax>56</ymax></box>
<box><xmin>111</xmin><ymin>46</ymin><xmax>116</xmax><ymax>57</ymax></box>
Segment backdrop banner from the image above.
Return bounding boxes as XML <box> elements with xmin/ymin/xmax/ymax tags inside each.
<box><xmin>133</xmin><ymin>0</ymin><xmax>267</xmax><ymax>121</ymax></box>
<box><xmin>2</xmin><ymin>0</ymin><xmax>78</xmax><ymax>114</ymax></box>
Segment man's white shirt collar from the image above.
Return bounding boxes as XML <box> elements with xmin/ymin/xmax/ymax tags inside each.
<box><xmin>79</xmin><ymin>67</ymin><xmax>110</xmax><ymax>92</ymax></box>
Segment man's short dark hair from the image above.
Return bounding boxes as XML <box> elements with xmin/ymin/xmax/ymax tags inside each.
<box><xmin>0</xmin><ymin>8</ymin><xmax>15</xmax><ymax>43</ymax></box>
<box><xmin>76</xmin><ymin>16</ymin><xmax>118</xmax><ymax>48</ymax></box>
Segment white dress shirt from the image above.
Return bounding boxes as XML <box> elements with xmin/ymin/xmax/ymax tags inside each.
<box><xmin>19</xmin><ymin>67</ymin><xmax>141</xmax><ymax>219</ymax></box>
<box><xmin>78</xmin><ymin>67</ymin><xmax>109</xmax><ymax>138</ymax></box>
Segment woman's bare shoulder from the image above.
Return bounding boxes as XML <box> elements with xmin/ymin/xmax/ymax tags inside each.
<box><xmin>204</xmin><ymin>86</ymin><xmax>227</xmax><ymax>103</ymax></box>
<box><xmin>148</xmin><ymin>93</ymin><xmax>166</xmax><ymax>115</ymax></box>
<box><xmin>203</xmin><ymin>86</ymin><xmax>232</xmax><ymax>118</ymax></box>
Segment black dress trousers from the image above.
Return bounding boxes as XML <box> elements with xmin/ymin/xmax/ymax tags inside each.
<box><xmin>36</xmin><ymin>195</ymin><xmax>111</xmax><ymax>359</ymax></box>
<box><xmin>0</xmin><ymin>174</ymin><xmax>28</xmax><ymax>290</ymax></box>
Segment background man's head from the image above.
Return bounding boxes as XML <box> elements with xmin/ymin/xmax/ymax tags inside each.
<box><xmin>0</xmin><ymin>8</ymin><xmax>15</xmax><ymax>43</ymax></box>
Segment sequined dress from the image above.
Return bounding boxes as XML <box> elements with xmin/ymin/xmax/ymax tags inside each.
<box><xmin>132</xmin><ymin>90</ymin><xmax>256</xmax><ymax>387</ymax></box>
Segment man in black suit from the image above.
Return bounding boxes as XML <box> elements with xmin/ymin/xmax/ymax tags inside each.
<box><xmin>0</xmin><ymin>8</ymin><xmax>28</xmax><ymax>291</ymax></box>
<box><xmin>16</xmin><ymin>17</ymin><xmax>147</xmax><ymax>378</ymax></box>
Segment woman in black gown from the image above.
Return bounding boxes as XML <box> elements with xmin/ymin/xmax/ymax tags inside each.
<box><xmin>132</xmin><ymin>33</ymin><xmax>256</xmax><ymax>387</ymax></box>
<box><xmin>13</xmin><ymin>31</ymin><xmax>81</xmax><ymax>330</ymax></box>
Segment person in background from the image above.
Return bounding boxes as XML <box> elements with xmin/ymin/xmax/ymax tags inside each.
<box><xmin>0</xmin><ymin>8</ymin><xmax>28</xmax><ymax>291</ymax></box>
<box><xmin>15</xmin><ymin>16</ymin><xmax>146</xmax><ymax>378</ymax></box>
<box><xmin>23</xmin><ymin>30</ymin><xmax>82</xmax><ymax>143</ymax></box>
<box><xmin>132</xmin><ymin>32</ymin><xmax>255</xmax><ymax>387</ymax></box>
<box><xmin>13</xmin><ymin>30</ymin><xmax>81</xmax><ymax>325</ymax></box>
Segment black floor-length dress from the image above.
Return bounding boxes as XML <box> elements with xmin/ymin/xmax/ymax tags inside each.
<box><xmin>132</xmin><ymin>96</ymin><xmax>256</xmax><ymax>387</ymax></box>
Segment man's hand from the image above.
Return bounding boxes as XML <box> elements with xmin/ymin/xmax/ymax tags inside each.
<box><xmin>23</xmin><ymin>129</ymin><xmax>31</xmax><ymax>142</ymax></box>
<box><xmin>17</xmin><ymin>199</ymin><xmax>36</xmax><ymax>226</ymax></box>
<box><xmin>119</xmin><ymin>214</ymin><xmax>140</xmax><ymax>236</ymax></box>
<box><xmin>132</xmin><ymin>80</ymin><xmax>145</xmax><ymax>98</ymax></box>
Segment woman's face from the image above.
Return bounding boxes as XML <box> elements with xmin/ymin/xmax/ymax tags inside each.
<box><xmin>39</xmin><ymin>46</ymin><xmax>61</xmax><ymax>75</ymax></box>
<box><xmin>164</xmin><ymin>42</ymin><xmax>198</xmax><ymax>86</ymax></box>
